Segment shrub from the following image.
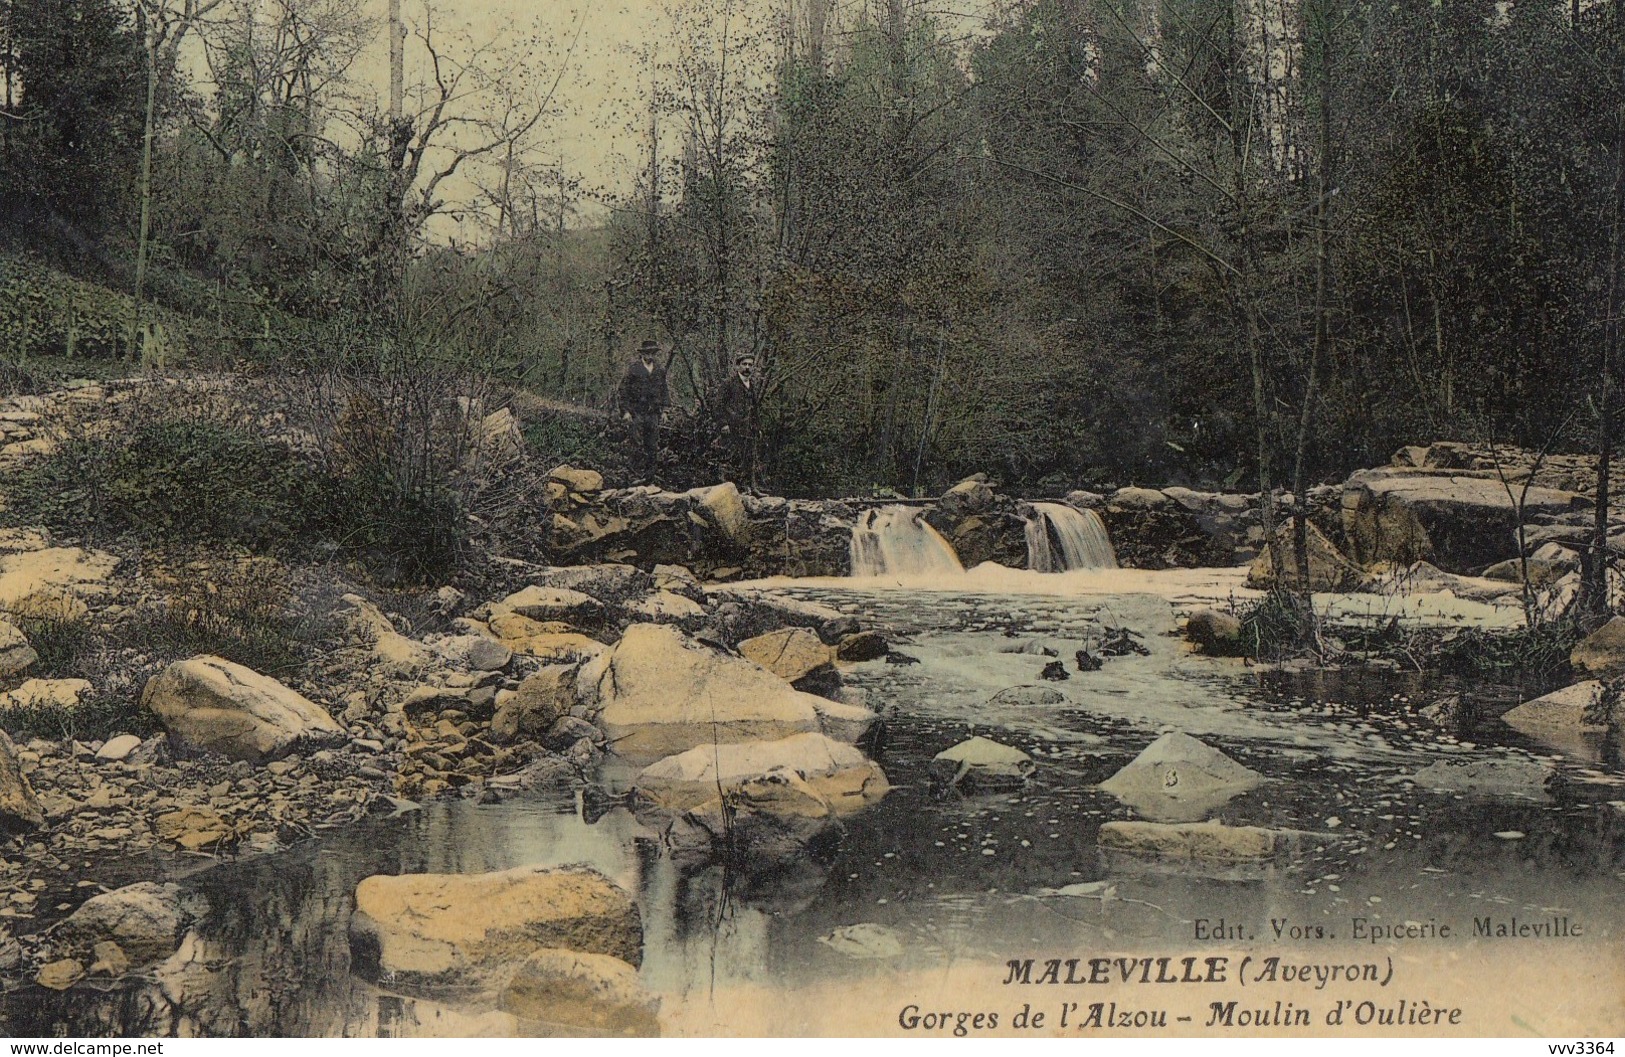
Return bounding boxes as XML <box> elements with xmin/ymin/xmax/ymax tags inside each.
<box><xmin>4</xmin><ymin>409</ymin><xmax>464</xmax><ymax>582</ymax></box>
<box><xmin>316</xmin><ymin>467</ymin><xmax>465</xmax><ymax>585</ymax></box>
<box><xmin>133</xmin><ymin>555</ymin><xmax>331</xmax><ymax>678</ymax></box>
<box><xmin>0</xmin><ymin>689</ymin><xmax>158</xmax><ymax>743</ymax></box>
<box><xmin>1434</xmin><ymin>620</ymin><xmax>1580</xmax><ymax>692</ymax></box>
<box><xmin>0</xmin><ymin>255</ymin><xmax>194</xmax><ymax>361</ymax></box>
<box><xmin>13</xmin><ymin>610</ymin><xmax>94</xmax><ymax>679</ymax></box>
<box><xmin>1219</xmin><ymin>590</ymin><xmax>1320</xmax><ymax>661</ymax></box>
<box><xmin>8</xmin><ymin>418</ymin><xmax>319</xmax><ymax>549</ymax></box>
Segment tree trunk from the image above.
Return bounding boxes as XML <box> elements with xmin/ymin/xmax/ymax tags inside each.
<box><xmin>1584</xmin><ymin>29</ymin><xmax>1625</xmax><ymax>626</ymax></box>
<box><xmin>132</xmin><ymin>27</ymin><xmax>162</xmax><ymax>359</ymax></box>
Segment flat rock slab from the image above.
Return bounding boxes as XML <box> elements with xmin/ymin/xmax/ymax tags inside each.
<box><xmin>1342</xmin><ymin>469</ymin><xmax>1588</xmax><ymax>572</ymax></box>
<box><xmin>349</xmin><ymin>865</ymin><xmax>643</xmax><ymax>997</ymax></box>
<box><xmin>1408</xmin><ymin>756</ymin><xmax>1554</xmax><ymax>801</ymax></box>
<box><xmin>1098</xmin><ymin>820</ymin><xmax>1286</xmax><ymax>863</ymax></box>
<box><xmin>0</xmin><ymin>547</ymin><xmax>116</xmax><ymax>607</ymax></box>
<box><xmin>1501</xmin><ymin>682</ymin><xmax>1611</xmax><ymax>762</ymax></box>
<box><xmin>634</xmin><ymin>732</ymin><xmax>889</xmax><ymax>816</ymax></box>
<box><xmin>929</xmin><ymin>736</ymin><xmax>1035</xmax><ymax>791</ymax></box>
<box><xmin>499</xmin><ymin>586</ymin><xmax>604</xmax><ymax>624</ymax></box>
<box><xmin>1099</xmin><ymin>732</ymin><xmax>1266</xmax><ymax>822</ymax></box>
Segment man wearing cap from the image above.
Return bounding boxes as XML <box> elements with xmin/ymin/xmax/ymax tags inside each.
<box><xmin>714</xmin><ymin>353</ymin><xmax>757</xmax><ymax>486</ymax></box>
<box><xmin>618</xmin><ymin>338</ymin><xmax>668</xmax><ymax>483</ymax></box>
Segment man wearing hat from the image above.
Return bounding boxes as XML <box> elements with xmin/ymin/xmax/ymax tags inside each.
<box><xmin>714</xmin><ymin>353</ymin><xmax>758</xmax><ymax>486</ymax></box>
<box><xmin>618</xmin><ymin>338</ymin><xmax>668</xmax><ymax>483</ymax></box>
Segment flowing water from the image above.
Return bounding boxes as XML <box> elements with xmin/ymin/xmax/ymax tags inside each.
<box><xmin>1026</xmin><ymin>503</ymin><xmax>1118</xmax><ymax>572</ymax></box>
<box><xmin>848</xmin><ymin>506</ymin><xmax>965</xmax><ymax>578</ymax></box>
<box><xmin>6</xmin><ymin>576</ymin><xmax>1623</xmax><ymax>1037</ymax></box>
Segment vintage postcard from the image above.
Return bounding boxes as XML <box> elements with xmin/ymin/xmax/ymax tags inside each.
<box><xmin>0</xmin><ymin>0</ymin><xmax>1620</xmax><ymax>1042</ymax></box>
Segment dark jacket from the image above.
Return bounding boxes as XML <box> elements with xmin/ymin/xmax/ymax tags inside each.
<box><xmin>715</xmin><ymin>372</ymin><xmax>755</xmax><ymax>432</ymax></box>
<box><xmin>618</xmin><ymin>358</ymin><xmax>668</xmax><ymax>417</ymax></box>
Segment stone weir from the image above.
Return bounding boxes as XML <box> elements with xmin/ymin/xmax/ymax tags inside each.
<box><xmin>548</xmin><ymin>442</ymin><xmax>1614</xmax><ymax>588</ymax></box>
<box><xmin>543</xmin><ymin>468</ymin><xmax>1261</xmax><ymax>580</ymax></box>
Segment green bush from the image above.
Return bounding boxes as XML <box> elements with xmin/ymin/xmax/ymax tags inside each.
<box><xmin>9</xmin><ymin>419</ymin><xmax>318</xmax><ymax>549</ymax></box>
<box><xmin>136</xmin><ymin>559</ymin><xmax>328</xmax><ymax>677</ymax></box>
<box><xmin>14</xmin><ymin>611</ymin><xmax>94</xmax><ymax>679</ymax></box>
<box><xmin>523</xmin><ymin>413</ymin><xmax>616</xmax><ymax>469</ymax></box>
<box><xmin>4</xmin><ymin>416</ymin><xmax>464</xmax><ymax>583</ymax></box>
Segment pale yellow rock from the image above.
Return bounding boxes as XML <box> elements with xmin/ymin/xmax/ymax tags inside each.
<box><xmin>595</xmin><ymin>624</ymin><xmax>836</xmax><ymax>764</ymax></box>
<box><xmin>1099</xmin><ymin>820</ymin><xmax>1284</xmax><ymax>862</ymax></box>
<box><xmin>739</xmin><ymin>627</ymin><xmax>836</xmax><ymax>683</ymax></box>
<box><xmin>634</xmin><ymin>733</ymin><xmax>889</xmax><ymax>816</ymax></box>
<box><xmin>349</xmin><ymin>865</ymin><xmax>643</xmax><ymax>995</ymax></box>
<box><xmin>1</xmin><ymin>678</ymin><xmax>92</xmax><ymax>710</ymax></box>
<box><xmin>0</xmin><ymin>547</ymin><xmax>115</xmax><ymax>607</ymax></box>
<box><xmin>142</xmin><ymin>655</ymin><xmax>346</xmax><ymax>762</ymax></box>
<box><xmin>36</xmin><ymin>959</ymin><xmax>84</xmax><ymax>990</ymax></box>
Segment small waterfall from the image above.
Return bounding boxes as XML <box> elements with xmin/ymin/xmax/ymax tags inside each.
<box><xmin>1025</xmin><ymin>502</ymin><xmax>1118</xmax><ymax>572</ymax></box>
<box><xmin>849</xmin><ymin>506</ymin><xmax>965</xmax><ymax>577</ymax></box>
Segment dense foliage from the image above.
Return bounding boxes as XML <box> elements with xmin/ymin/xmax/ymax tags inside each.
<box><xmin>3</xmin><ymin>0</ymin><xmax>1623</xmax><ymax>499</ymax></box>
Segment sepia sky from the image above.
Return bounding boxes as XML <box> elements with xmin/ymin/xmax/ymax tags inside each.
<box><xmin>329</xmin><ymin>0</ymin><xmax>1001</xmax><ymax>240</ymax></box>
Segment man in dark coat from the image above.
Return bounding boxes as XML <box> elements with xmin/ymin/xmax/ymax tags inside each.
<box><xmin>713</xmin><ymin>353</ymin><xmax>757</xmax><ymax>486</ymax></box>
<box><xmin>618</xmin><ymin>338</ymin><xmax>668</xmax><ymax>483</ymax></box>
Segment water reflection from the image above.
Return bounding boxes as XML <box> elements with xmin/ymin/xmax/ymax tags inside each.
<box><xmin>4</xmin><ymin>585</ymin><xmax>1621</xmax><ymax>1037</ymax></box>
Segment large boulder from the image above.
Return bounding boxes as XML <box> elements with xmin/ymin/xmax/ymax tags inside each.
<box><xmin>1098</xmin><ymin>820</ymin><xmax>1286</xmax><ymax>863</ymax></box>
<box><xmin>491</xmin><ymin>664</ymin><xmax>580</xmax><ymax>742</ymax></box>
<box><xmin>634</xmin><ymin>732</ymin><xmax>889</xmax><ymax>817</ymax></box>
<box><xmin>1341</xmin><ymin>469</ymin><xmax>1588</xmax><ymax>573</ymax></box>
<box><xmin>1098</xmin><ymin>733</ymin><xmax>1265</xmax><ymax>822</ymax></box>
<box><xmin>687</xmin><ymin>482</ymin><xmax>750</xmax><ymax>547</ymax></box>
<box><xmin>141</xmin><ymin>655</ymin><xmax>346</xmax><ymax>763</ymax></box>
<box><xmin>595</xmin><ymin>624</ymin><xmax>869</xmax><ymax>764</ymax></box>
<box><xmin>928</xmin><ymin>737</ymin><xmax>1035</xmax><ymax>791</ymax></box>
<box><xmin>936</xmin><ymin>476</ymin><xmax>995</xmax><ymax>521</ymax></box>
<box><xmin>349</xmin><ymin>865</ymin><xmax>643</xmax><ymax>995</ymax></box>
<box><xmin>1501</xmin><ymin>681</ymin><xmax>1613</xmax><ymax>762</ymax></box>
<box><xmin>1570</xmin><ymin>617</ymin><xmax>1625</xmax><ymax>680</ymax></box>
<box><xmin>0</xmin><ymin>729</ymin><xmax>43</xmax><ymax>832</ymax></box>
<box><xmin>498</xmin><ymin>948</ymin><xmax>659</xmax><ymax>1036</ymax></box>
<box><xmin>738</xmin><ymin>627</ymin><xmax>836</xmax><ymax>683</ymax></box>
<box><xmin>1246</xmin><ymin>521</ymin><xmax>1363</xmax><ymax>592</ymax></box>
<box><xmin>57</xmin><ymin>882</ymin><xmax>189</xmax><ymax>966</ymax></box>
